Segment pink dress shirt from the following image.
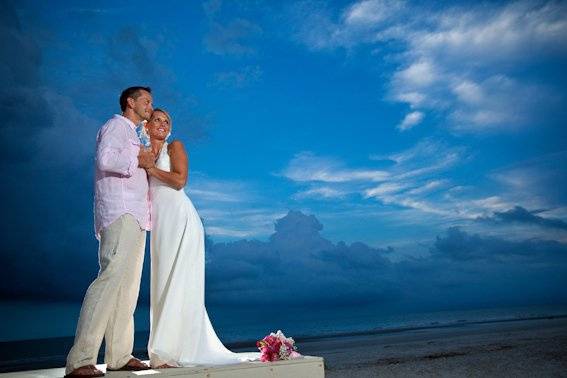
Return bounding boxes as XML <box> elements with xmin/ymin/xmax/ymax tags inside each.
<box><xmin>94</xmin><ymin>114</ymin><xmax>151</xmax><ymax>240</ymax></box>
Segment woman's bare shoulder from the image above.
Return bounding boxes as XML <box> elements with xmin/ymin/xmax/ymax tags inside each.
<box><xmin>167</xmin><ymin>139</ymin><xmax>186</xmax><ymax>151</ymax></box>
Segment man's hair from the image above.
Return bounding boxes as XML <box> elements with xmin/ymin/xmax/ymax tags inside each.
<box><xmin>119</xmin><ymin>86</ymin><xmax>151</xmax><ymax>111</ymax></box>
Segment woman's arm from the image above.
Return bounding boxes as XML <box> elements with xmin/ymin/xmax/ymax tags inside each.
<box><xmin>146</xmin><ymin>141</ymin><xmax>188</xmax><ymax>190</ymax></box>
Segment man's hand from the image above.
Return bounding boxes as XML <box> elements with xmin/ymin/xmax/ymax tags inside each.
<box><xmin>138</xmin><ymin>148</ymin><xmax>156</xmax><ymax>169</ymax></box>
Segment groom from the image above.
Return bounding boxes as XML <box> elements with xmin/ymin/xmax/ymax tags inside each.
<box><xmin>65</xmin><ymin>87</ymin><xmax>156</xmax><ymax>377</ymax></box>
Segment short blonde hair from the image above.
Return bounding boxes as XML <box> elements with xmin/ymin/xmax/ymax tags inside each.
<box><xmin>152</xmin><ymin>108</ymin><xmax>172</xmax><ymax>128</ymax></box>
<box><xmin>143</xmin><ymin>108</ymin><xmax>173</xmax><ymax>141</ymax></box>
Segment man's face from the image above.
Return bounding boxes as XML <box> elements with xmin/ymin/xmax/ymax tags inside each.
<box><xmin>130</xmin><ymin>90</ymin><xmax>153</xmax><ymax>121</ymax></box>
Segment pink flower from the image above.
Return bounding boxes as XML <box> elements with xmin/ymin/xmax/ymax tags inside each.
<box><xmin>289</xmin><ymin>351</ymin><xmax>302</xmax><ymax>359</ymax></box>
<box><xmin>257</xmin><ymin>330</ymin><xmax>300</xmax><ymax>362</ymax></box>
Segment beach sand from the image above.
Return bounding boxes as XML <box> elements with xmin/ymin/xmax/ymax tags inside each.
<box><xmin>296</xmin><ymin>317</ymin><xmax>567</xmax><ymax>377</ymax></box>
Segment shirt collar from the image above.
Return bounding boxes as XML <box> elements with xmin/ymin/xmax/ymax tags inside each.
<box><xmin>114</xmin><ymin>114</ymin><xmax>138</xmax><ymax>130</ymax></box>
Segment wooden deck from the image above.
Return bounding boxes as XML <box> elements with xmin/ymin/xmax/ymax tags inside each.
<box><xmin>0</xmin><ymin>356</ymin><xmax>325</xmax><ymax>378</ymax></box>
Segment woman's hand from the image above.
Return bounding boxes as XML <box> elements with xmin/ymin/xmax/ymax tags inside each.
<box><xmin>138</xmin><ymin>148</ymin><xmax>156</xmax><ymax>169</ymax></box>
<box><xmin>145</xmin><ymin>166</ymin><xmax>156</xmax><ymax>176</ymax></box>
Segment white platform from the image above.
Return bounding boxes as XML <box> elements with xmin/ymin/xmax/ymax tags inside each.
<box><xmin>0</xmin><ymin>357</ymin><xmax>325</xmax><ymax>378</ymax></box>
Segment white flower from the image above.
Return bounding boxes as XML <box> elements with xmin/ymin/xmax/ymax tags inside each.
<box><xmin>279</xmin><ymin>344</ymin><xmax>290</xmax><ymax>359</ymax></box>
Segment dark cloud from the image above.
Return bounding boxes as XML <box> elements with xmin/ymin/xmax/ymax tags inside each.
<box><xmin>205</xmin><ymin>210</ymin><xmax>397</xmax><ymax>307</ymax></box>
<box><xmin>0</xmin><ymin>5</ymin><xmax>211</xmax><ymax>305</ymax></box>
<box><xmin>430</xmin><ymin>226</ymin><xmax>567</xmax><ymax>263</ymax></box>
<box><xmin>0</xmin><ymin>1</ymin><xmax>99</xmax><ymax>302</ymax></box>
<box><xmin>418</xmin><ymin>226</ymin><xmax>567</xmax><ymax>307</ymax></box>
<box><xmin>204</xmin><ymin>211</ymin><xmax>567</xmax><ymax>309</ymax></box>
<box><xmin>3</xmin><ymin>207</ymin><xmax>567</xmax><ymax>312</ymax></box>
<box><xmin>477</xmin><ymin>205</ymin><xmax>567</xmax><ymax>231</ymax></box>
<box><xmin>0</xmin><ymin>2</ymin><xmax>40</xmax><ymax>86</ymax></box>
<box><xmin>0</xmin><ymin>1</ymin><xmax>54</xmax><ymax>161</ymax></box>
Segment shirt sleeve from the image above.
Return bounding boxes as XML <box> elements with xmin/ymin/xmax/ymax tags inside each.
<box><xmin>96</xmin><ymin>120</ymin><xmax>139</xmax><ymax>177</ymax></box>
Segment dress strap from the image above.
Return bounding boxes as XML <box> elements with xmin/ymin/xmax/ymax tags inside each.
<box><xmin>159</xmin><ymin>142</ymin><xmax>168</xmax><ymax>157</ymax></box>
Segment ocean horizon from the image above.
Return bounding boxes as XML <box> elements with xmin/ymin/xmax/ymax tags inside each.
<box><xmin>3</xmin><ymin>300</ymin><xmax>567</xmax><ymax>343</ymax></box>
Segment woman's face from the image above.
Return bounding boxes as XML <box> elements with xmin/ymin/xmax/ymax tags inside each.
<box><xmin>146</xmin><ymin>111</ymin><xmax>171</xmax><ymax>141</ymax></box>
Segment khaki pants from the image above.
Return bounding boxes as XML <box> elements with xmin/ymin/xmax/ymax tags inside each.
<box><xmin>66</xmin><ymin>214</ymin><xmax>146</xmax><ymax>374</ymax></box>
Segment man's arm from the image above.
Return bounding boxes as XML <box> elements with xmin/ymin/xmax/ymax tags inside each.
<box><xmin>96</xmin><ymin>121</ymin><xmax>141</xmax><ymax>176</ymax></box>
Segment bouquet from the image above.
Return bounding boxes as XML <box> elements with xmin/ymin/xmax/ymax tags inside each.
<box><xmin>256</xmin><ymin>330</ymin><xmax>302</xmax><ymax>362</ymax></box>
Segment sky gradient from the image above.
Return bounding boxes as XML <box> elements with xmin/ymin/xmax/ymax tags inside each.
<box><xmin>1</xmin><ymin>0</ymin><xmax>567</xmax><ymax>317</ymax></box>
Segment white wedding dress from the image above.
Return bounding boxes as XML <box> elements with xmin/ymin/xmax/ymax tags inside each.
<box><xmin>147</xmin><ymin>142</ymin><xmax>260</xmax><ymax>367</ymax></box>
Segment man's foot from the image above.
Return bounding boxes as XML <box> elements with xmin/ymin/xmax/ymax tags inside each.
<box><xmin>153</xmin><ymin>364</ymin><xmax>176</xmax><ymax>369</ymax></box>
<box><xmin>107</xmin><ymin>357</ymin><xmax>149</xmax><ymax>371</ymax></box>
<box><xmin>64</xmin><ymin>365</ymin><xmax>104</xmax><ymax>377</ymax></box>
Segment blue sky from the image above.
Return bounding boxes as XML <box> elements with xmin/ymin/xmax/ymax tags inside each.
<box><xmin>1</xmin><ymin>0</ymin><xmax>567</xmax><ymax>311</ymax></box>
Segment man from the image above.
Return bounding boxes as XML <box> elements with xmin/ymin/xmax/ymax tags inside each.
<box><xmin>65</xmin><ymin>87</ymin><xmax>156</xmax><ymax>377</ymax></box>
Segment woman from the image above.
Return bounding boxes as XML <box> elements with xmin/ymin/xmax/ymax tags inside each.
<box><xmin>143</xmin><ymin>109</ymin><xmax>259</xmax><ymax>368</ymax></box>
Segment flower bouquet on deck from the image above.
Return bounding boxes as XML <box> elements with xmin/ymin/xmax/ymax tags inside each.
<box><xmin>256</xmin><ymin>330</ymin><xmax>302</xmax><ymax>362</ymax></box>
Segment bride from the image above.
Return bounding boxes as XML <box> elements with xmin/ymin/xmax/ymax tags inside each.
<box><xmin>142</xmin><ymin>109</ymin><xmax>260</xmax><ymax>368</ymax></box>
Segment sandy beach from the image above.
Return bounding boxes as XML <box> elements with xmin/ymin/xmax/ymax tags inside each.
<box><xmin>296</xmin><ymin>317</ymin><xmax>567</xmax><ymax>377</ymax></box>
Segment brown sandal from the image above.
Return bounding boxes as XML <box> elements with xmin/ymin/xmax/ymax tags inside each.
<box><xmin>64</xmin><ymin>365</ymin><xmax>104</xmax><ymax>378</ymax></box>
<box><xmin>153</xmin><ymin>364</ymin><xmax>176</xmax><ymax>369</ymax></box>
<box><xmin>106</xmin><ymin>358</ymin><xmax>149</xmax><ymax>371</ymax></box>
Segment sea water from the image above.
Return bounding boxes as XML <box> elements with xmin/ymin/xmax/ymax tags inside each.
<box><xmin>2</xmin><ymin>300</ymin><xmax>567</xmax><ymax>343</ymax></box>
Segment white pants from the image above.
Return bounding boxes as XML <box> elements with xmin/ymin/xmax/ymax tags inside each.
<box><xmin>66</xmin><ymin>214</ymin><xmax>146</xmax><ymax>374</ymax></box>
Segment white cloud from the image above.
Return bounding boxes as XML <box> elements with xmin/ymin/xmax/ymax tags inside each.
<box><xmin>364</xmin><ymin>182</ymin><xmax>407</xmax><ymax>197</ymax></box>
<box><xmin>410</xmin><ymin>1</ymin><xmax>567</xmax><ymax>64</ymax></box>
<box><xmin>206</xmin><ymin>226</ymin><xmax>256</xmax><ymax>238</ymax></box>
<box><xmin>468</xmin><ymin>196</ymin><xmax>515</xmax><ymax>214</ymax></box>
<box><xmin>379</xmin><ymin>195</ymin><xmax>455</xmax><ymax>217</ymax></box>
<box><xmin>405</xmin><ymin>179</ymin><xmax>447</xmax><ymax>195</ymax></box>
<box><xmin>281</xmin><ymin>151</ymin><xmax>390</xmax><ymax>183</ymax></box>
<box><xmin>281</xmin><ymin>139</ymin><xmax>558</xmax><ymax>224</ymax></box>
<box><xmin>294</xmin><ymin>187</ymin><xmax>347</xmax><ymax>200</ymax></box>
<box><xmin>382</xmin><ymin>138</ymin><xmax>443</xmax><ymax>163</ymax></box>
<box><xmin>397</xmin><ymin>111</ymin><xmax>424</xmax><ymax>131</ymax></box>
<box><xmin>186</xmin><ymin>173</ymin><xmax>287</xmax><ymax>240</ymax></box>
<box><xmin>200</xmin><ymin>207</ymin><xmax>288</xmax><ymax>240</ymax></box>
<box><xmin>187</xmin><ymin>173</ymin><xmax>253</xmax><ymax>203</ymax></box>
<box><xmin>489</xmin><ymin>150</ymin><xmax>567</xmax><ymax>209</ymax></box>
<box><xmin>293</xmin><ymin>0</ymin><xmax>567</xmax><ymax>132</ymax></box>
<box><xmin>343</xmin><ymin>0</ymin><xmax>405</xmax><ymax>26</ymax></box>
<box><xmin>285</xmin><ymin>139</ymin><xmax>470</xmax><ymax>219</ymax></box>
<box><xmin>289</xmin><ymin>0</ymin><xmax>406</xmax><ymax>50</ymax></box>
<box><xmin>452</xmin><ymin>80</ymin><xmax>483</xmax><ymax>105</ymax></box>
<box><xmin>394</xmin><ymin>60</ymin><xmax>438</xmax><ymax>88</ymax></box>
<box><xmin>447</xmin><ymin>74</ymin><xmax>548</xmax><ymax>131</ymax></box>
<box><xmin>281</xmin><ymin>139</ymin><xmax>566</xmax><ymax>230</ymax></box>
<box><xmin>187</xmin><ymin>189</ymin><xmax>242</xmax><ymax>203</ymax></box>
<box><xmin>394</xmin><ymin>91</ymin><xmax>426</xmax><ymax>108</ymax></box>
<box><xmin>364</xmin><ymin>138</ymin><xmax>468</xmax><ymax>218</ymax></box>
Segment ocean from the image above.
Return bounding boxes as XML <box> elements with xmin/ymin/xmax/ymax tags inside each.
<box><xmin>1</xmin><ymin>300</ymin><xmax>567</xmax><ymax>372</ymax></box>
